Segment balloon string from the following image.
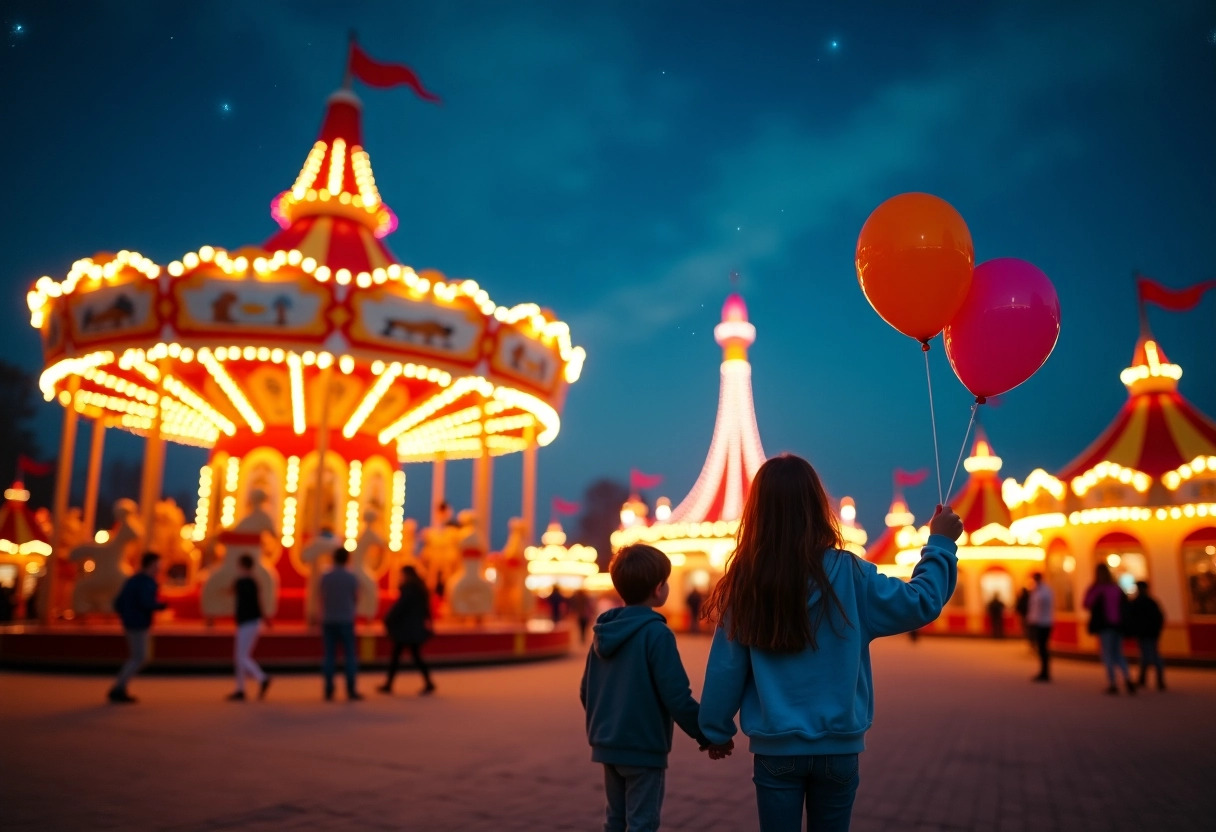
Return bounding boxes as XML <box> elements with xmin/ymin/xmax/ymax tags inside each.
<box><xmin>923</xmin><ymin>345</ymin><xmax>944</xmax><ymax>506</ymax></box>
<box><xmin>945</xmin><ymin>401</ymin><xmax>980</xmax><ymax>504</ymax></box>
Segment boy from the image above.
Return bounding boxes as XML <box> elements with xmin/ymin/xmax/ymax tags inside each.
<box><xmin>320</xmin><ymin>546</ymin><xmax>362</xmax><ymax>701</ymax></box>
<box><xmin>108</xmin><ymin>552</ymin><xmax>168</xmax><ymax>703</ymax></box>
<box><xmin>580</xmin><ymin>544</ymin><xmax>731</xmax><ymax>832</ymax></box>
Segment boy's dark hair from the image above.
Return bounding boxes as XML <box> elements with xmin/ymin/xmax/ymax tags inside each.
<box><xmin>238</xmin><ymin>554</ymin><xmax>254</xmax><ymax>571</ymax></box>
<box><xmin>140</xmin><ymin>552</ymin><xmax>161</xmax><ymax>570</ymax></box>
<box><xmin>332</xmin><ymin>547</ymin><xmax>350</xmax><ymax>566</ymax></box>
<box><xmin>610</xmin><ymin>544</ymin><xmax>671</xmax><ymax>605</ymax></box>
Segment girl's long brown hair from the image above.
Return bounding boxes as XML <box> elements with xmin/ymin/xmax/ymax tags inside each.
<box><xmin>704</xmin><ymin>454</ymin><xmax>849</xmax><ymax>652</ymax></box>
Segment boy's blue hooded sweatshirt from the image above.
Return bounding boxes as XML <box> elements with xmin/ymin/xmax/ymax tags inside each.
<box><xmin>581</xmin><ymin>606</ymin><xmax>708</xmax><ymax>768</ymax></box>
<box><xmin>699</xmin><ymin>535</ymin><xmax>958</xmax><ymax>756</ymax></box>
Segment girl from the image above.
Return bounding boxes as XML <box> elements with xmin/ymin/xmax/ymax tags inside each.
<box><xmin>699</xmin><ymin>454</ymin><xmax>962</xmax><ymax>832</ymax></box>
<box><xmin>1083</xmin><ymin>563</ymin><xmax>1135</xmax><ymax>695</ymax></box>
<box><xmin>379</xmin><ymin>566</ymin><xmax>436</xmax><ymax>695</ymax></box>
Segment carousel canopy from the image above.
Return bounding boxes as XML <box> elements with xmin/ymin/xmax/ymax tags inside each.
<box><xmin>26</xmin><ymin>87</ymin><xmax>585</xmax><ymax>463</ymax></box>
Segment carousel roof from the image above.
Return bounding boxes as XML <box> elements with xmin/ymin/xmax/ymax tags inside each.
<box><xmin>667</xmin><ymin>293</ymin><xmax>767</xmax><ymax>525</ymax></box>
<box><xmin>25</xmin><ymin>84</ymin><xmax>585</xmax><ymax>462</ymax></box>
<box><xmin>0</xmin><ymin>481</ymin><xmax>51</xmax><ymax>557</ymax></box>
<box><xmin>266</xmin><ymin>88</ymin><xmax>398</xmax><ymax>274</ymax></box>
<box><xmin>1058</xmin><ymin>333</ymin><xmax>1216</xmax><ymax>483</ymax></box>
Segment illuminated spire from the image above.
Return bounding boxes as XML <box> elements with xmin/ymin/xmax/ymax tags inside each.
<box><xmin>1120</xmin><ymin>333</ymin><xmax>1181</xmax><ymax>397</ymax></box>
<box><xmin>884</xmin><ymin>493</ymin><xmax>914</xmax><ymax>528</ymax></box>
<box><xmin>669</xmin><ymin>292</ymin><xmax>767</xmax><ymax>524</ymax></box>
<box><xmin>270</xmin><ymin>89</ymin><xmax>397</xmax><ymax>239</ymax></box>
<box><xmin>963</xmin><ymin>425</ymin><xmax>1003</xmax><ymax>475</ymax></box>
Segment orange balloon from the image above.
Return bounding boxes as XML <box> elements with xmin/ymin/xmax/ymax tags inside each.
<box><xmin>855</xmin><ymin>193</ymin><xmax>975</xmax><ymax>343</ymax></box>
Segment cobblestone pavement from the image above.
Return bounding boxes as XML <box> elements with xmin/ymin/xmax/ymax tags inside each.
<box><xmin>2</xmin><ymin>634</ymin><xmax>1212</xmax><ymax>831</ymax></box>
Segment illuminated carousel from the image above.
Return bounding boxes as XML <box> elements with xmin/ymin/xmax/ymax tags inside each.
<box><xmin>611</xmin><ymin>292</ymin><xmax>866</xmax><ymax>628</ymax></box>
<box><xmin>4</xmin><ymin>75</ymin><xmax>583</xmax><ymax>668</ymax></box>
<box><xmin>1003</xmin><ymin>330</ymin><xmax>1216</xmax><ymax>659</ymax></box>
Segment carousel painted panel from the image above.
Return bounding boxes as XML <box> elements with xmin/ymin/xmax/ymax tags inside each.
<box><xmin>39</xmin><ymin>296</ymin><xmax>69</xmax><ymax>360</ymax></box>
<box><xmin>490</xmin><ymin>325</ymin><xmax>563</xmax><ymax>397</ymax></box>
<box><xmin>242</xmin><ymin>365</ymin><xmax>295</xmax><ymax>428</ymax></box>
<box><xmin>346</xmin><ymin>287</ymin><xmax>485</xmax><ymax>364</ymax></box>
<box><xmin>66</xmin><ymin>278</ymin><xmax>160</xmax><ymax>347</ymax></box>
<box><xmin>171</xmin><ymin>269</ymin><xmax>332</xmax><ymax>339</ymax></box>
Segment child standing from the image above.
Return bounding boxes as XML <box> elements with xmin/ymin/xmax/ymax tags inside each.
<box><xmin>580</xmin><ymin>543</ymin><xmax>730</xmax><ymax>832</ymax></box>
<box><xmin>699</xmin><ymin>455</ymin><xmax>961</xmax><ymax>832</ymax></box>
<box><xmin>228</xmin><ymin>554</ymin><xmax>270</xmax><ymax>701</ymax></box>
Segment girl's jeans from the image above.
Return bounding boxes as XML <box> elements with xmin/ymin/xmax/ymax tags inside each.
<box><xmin>753</xmin><ymin>752</ymin><xmax>860</xmax><ymax>832</ymax></box>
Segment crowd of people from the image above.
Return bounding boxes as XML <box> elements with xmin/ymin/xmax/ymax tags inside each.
<box><xmin>106</xmin><ymin>546</ymin><xmax>436</xmax><ymax>705</ymax></box>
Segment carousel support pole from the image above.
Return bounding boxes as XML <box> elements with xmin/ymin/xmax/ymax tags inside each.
<box><xmin>431</xmin><ymin>454</ymin><xmax>446</xmax><ymax>526</ymax></box>
<box><xmin>82</xmin><ymin>417</ymin><xmax>107</xmax><ymax>536</ymax></box>
<box><xmin>138</xmin><ymin>365</ymin><xmax>168</xmax><ymax>550</ymax></box>
<box><xmin>44</xmin><ymin>378</ymin><xmax>81</xmax><ymax>624</ymax></box>
<box><xmin>310</xmin><ymin>365</ymin><xmax>334</xmax><ymax>537</ymax></box>
<box><xmin>521</xmin><ymin>422</ymin><xmax>537</xmax><ymax>545</ymax></box>
<box><xmin>472</xmin><ymin>431</ymin><xmax>493</xmax><ymax>549</ymax></box>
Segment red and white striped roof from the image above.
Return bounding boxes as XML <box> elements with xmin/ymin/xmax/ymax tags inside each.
<box><xmin>667</xmin><ymin>293</ymin><xmax>767</xmax><ymax>524</ymax></box>
<box><xmin>1059</xmin><ymin>334</ymin><xmax>1216</xmax><ymax>481</ymax></box>
<box><xmin>266</xmin><ymin>89</ymin><xmax>399</xmax><ymax>274</ymax></box>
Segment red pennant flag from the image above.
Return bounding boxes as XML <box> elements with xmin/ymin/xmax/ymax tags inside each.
<box><xmin>1137</xmin><ymin>276</ymin><xmax>1216</xmax><ymax>312</ymax></box>
<box><xmin>630</xmin><ymin>469</ymin><xmax>664</xmax><ymax>491</ymax></box>
<box><xmin>349</xmin><ymin>42</ymin><xmax>442</xmax><ymax>102</ymax></box>
<box><xmin>893</xmin><ymin>468</ymin><xmax>929</xmax><ymax>488</ymax></box>
<box><xmin>17</xmin><ymin>454</ymin><xmax>53</xmax><ymax>477</ymax></box>
<box><xmin>551</xmin><ymin>497</ymin><xmax>581</xmax><ymax>516</ymax></box>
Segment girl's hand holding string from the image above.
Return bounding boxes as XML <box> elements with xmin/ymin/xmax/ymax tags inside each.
<box><xmin>928</xmin><ymin>504</ymin><xmax>963</xmax><ymax>541</ymax></box>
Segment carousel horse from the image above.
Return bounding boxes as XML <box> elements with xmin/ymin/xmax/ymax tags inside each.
<box><xmin>492</xmin><ymin>517</ymin><xmax>530</xmax><ymax>620</ymax></box>
<box><xmin>351</xmin><ymin>508</ymin><xmax>385</xmax><ymax>618</ymax></box>
<box><xmin>69</xmin><ymin>499</ymin><xmax>142</xmax><ymax>615</ymax></box>
<box><xmin>300</xmin><ymin>527</ymin><xmax>341</xmax><ymax>625</ymax></box>
<box><xmin>449</xmin><ymin>511</ymin><xmax>494</xmax><ymax>620</ymax></box>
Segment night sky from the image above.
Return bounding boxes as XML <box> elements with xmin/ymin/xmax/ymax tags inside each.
<box><xmin>3</xmin><ymin>1</ymin><xmax>1214</xmax><ymax>544</ymax></box>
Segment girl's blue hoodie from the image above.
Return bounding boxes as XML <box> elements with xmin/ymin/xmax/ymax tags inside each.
<box><xmin>699</xmin><ymin>535</ymin><xmax>958</xmax><ymax>756</ymax></box>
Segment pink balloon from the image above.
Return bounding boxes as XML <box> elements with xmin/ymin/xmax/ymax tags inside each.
<box><xmin>943</xmin><ymin>258</ymin><xmax>1061</xmax><ymax>400</ymax></box>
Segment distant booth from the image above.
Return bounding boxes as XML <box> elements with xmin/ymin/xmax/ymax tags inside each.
<box><xmin>4</xmin><ymin>81</ymin><xmax>585</xmax><ymax>668</ymax></box>
<box><xmin>1003</xmin><ymin>332</ymin><xmax>1216</xmax><ymax>660</ymax></box>
<box><xmin>870</xmin><ymin>430</ymin><xmax>1045</xmax><ymax>637</ymax></box>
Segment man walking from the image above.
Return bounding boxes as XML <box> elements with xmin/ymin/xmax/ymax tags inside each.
<box><xmin>108</xmin><ymin>552</ymin><xmax>167</xmax><ymax>703</ymax></box>
<box><xmin>320</xmin><ymin>547</ymin><xmax>362</xmax><ymax>701</ymax></box>
<box><xmin>1027</xmin><ymin>571</ymin><xmax>1054</xmax><ymax>682</ymax></box>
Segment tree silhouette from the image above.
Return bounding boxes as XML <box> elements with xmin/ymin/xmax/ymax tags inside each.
<box><xmin>575</xmin><ymin>478</ymin><xmax>630</xmax><ymax>570</ymax></box>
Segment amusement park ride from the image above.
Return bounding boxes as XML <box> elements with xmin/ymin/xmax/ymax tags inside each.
<box><xmin>3</xmin><ymin>70</ymin><xmax>588</xmax><ymax>666</ymax></box>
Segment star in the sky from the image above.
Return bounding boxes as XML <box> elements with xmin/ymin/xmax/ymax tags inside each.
<box><xmin>219</xmin><ymin>101</ymin><xmax>233</xmax><ymax>118</ymax></box>
<box><xmin>830</xmin><ymin>39</ymin><xmax>839</xmax><ymax>50</ymax></box>
<box><xmin>1208</xmin><ymin>27</ymin><xmax>1216</xmax><ymax>46</ymax></box>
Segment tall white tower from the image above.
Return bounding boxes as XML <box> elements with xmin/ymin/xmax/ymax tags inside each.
<box><xmin>668</xmin><ymin>293</ymin><xmax>767</xmax><ymax>523</ymax></box>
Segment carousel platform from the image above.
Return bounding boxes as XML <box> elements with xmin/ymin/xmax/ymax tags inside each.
<box><xmin>0</xmin><ymin>619</ymin><xmax>571</xmax><ymax>671</ymax></box>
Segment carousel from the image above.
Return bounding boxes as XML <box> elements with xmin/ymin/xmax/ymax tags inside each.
<box><xmin>4</xmin><ymin>75</ymin><xmax>584</xmax><ymax>668</ymax></box>
<box><xmin>610</xmin><ymin>292</ymin><xmax>866</xmax><ymax>627</ymax></box>
<box><xmin>1003</xmin><ymin>329</ymin><xmax>1216</xmax><ymax>660</ymax></box>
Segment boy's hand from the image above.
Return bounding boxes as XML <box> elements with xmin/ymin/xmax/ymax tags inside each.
<box><xmin>928</xmin><ymin>504</ymin><xmax>963</xmax><ymax>541</ymax></box>
<box><xmin>701</xmin><ymin>739</ymin><xmax>734</xmax><ymax>760</ymax></box>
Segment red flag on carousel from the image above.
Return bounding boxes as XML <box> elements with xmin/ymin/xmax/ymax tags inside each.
<box><xmin>630</xmin><ymin>469</ymin><xmax>664</xmax><ymax>491</ymax></box>
<box><xmin>551</xmin><ymin>497</ymin><xmax>581</xmax><ymax>516</ymax></box>
<box><xmin>893</xmin><ymin>468</ymin><xmax>929</xmax><ymax>488</ymax></box>
<box><xmin>1137</xmin><ymin>275</ymin><xmax>1216</xmax><ymax>312</ymax></box>
<box><xmin>348</xmin><ymin>41</ymin><xmax>442</xmax><ymax>102</ymax></box>
<box><xmin>17</xmin><ymin>454</ymin><xmax>53</xmax><ymax>477</ymax></box>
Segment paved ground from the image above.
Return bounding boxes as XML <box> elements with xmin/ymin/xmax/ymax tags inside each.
<box><xmin>1</xmin><ymin>634</ymin><xmax>1211</xmax><ymax>831</ymax></box>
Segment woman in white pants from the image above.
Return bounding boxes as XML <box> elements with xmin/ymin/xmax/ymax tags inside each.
<box><xmin>228</xmin><ymin>554</ymin><xmax>270</xmax><ymax>701</ymax></box>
